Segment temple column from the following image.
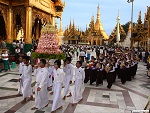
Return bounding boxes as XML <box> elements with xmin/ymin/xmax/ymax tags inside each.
<box><xmin>7</xmin><ymin>7</ymin><xmax>13</xmax><ymax>53</ymax></box>
<box><xmin>7</xmin><ymin>7</ymin><xmax>13</xmax><ymax>43</ymax></box>
<box><xmin>24</xmin><ymin>6</ymin><xmax>32</xmax><ymax>53</ymax></box>
<box><xmin>52</xmin><ymin>16</ymin><xmax>55</xmax><ymax>26</ymax></box>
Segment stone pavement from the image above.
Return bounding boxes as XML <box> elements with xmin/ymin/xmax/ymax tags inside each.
<box><xmin>0</xmin><ymin>53</ymin><xmax>149</xmax><ymax>113</ymax></box>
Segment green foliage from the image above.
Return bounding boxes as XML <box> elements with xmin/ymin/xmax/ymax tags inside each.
<box><xmin>122</xmin><ymin>21</ymin><xmax>136</xmax><ymax>34</ymax></box>
<box><xmin>31</xmin><ymin>52</ymin><xmax>66</xmax><ymax>60</ymax></box>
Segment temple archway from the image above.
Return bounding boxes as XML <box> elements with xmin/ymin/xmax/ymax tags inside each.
<box><xmin>0</xmin><ymin>11</ymin><xmax>6</xmax><ymax>41</ymax></box>
<box><xmin>32</xmin><ymin>18</ymin><xmax>42</xmax><ymax>40</ymax></box>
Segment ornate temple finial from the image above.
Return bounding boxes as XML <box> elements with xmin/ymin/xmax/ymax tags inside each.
<box><xmin>72</xmin><ymin>19</ymin><xmax>76</xmax><ymax>29</ymax></box>
<box><xmin>97</xmin><ymin>3</ymin><xmax>100</xmax><ymax>20</ymax></box>
<box><xmin>91</xmin><ymin>15</ymin><xmax>94</xmax><ymax>22</ymax></box>
<box><xmin>144</xmin><ymin>13</ymin><xmax>147</xmax><ymax>20</ymax></box>
<box><xmin>137</xmin><ymin>11</ymin><xmax>142</xmax><ymax>24</ymax></box>
<box><xmin>69</xmin><ymin>18</ymin><xmax>72</xmax><ymax>29</ymax></box>
<box><xmin>117</xmin><ymin>10</ymin><xmax>120</xmax><ymax>22</ymax></box>
<box><xmin>86</xmin><ymin>24</ymin><xmax>88</xmax><ymax>30</ymax></box>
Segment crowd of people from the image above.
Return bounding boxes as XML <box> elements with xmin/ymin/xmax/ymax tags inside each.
<box><xmin>8</xmin><ymin>45</ymin><xmax>150</xmax><ymax>112</ymax></box>
<box><xmin>17</xmin><ymin>56</ymin><xmax>84</xmax><ymax>113</ymax></box>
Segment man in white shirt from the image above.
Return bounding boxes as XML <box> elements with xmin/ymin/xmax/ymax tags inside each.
<box><xmin>62</xmin><ymin>57</ymin><xmax>74</xmax><ymax>100</ymax></box>
<box><xmin>31</xmin><ymin>59</ymin><xmax>49</xmax><ymax>110</ymax></box>
<box><xmin>72</xmin><ymin>61</ymin><xmax>85</xmax><ymax>106</ymax></box>
<box><xmin>79</xmin><ymin>49</ymin><xmax>86</xmax><ymax>62</ymax></box>
<box><xmin>2</xmin><ymin>50</ymin><xmax>10</xmax><ymax>71</ymax></box>
<box><xmin>51</xmin><ymin>60</ymin><xmax>64</xmax><ymax>113</ymax></box>
<box><xmin>19</xmin><ymin>56</ymin><xmax>33</xmax><ymax>103</ymax></box>
<box><xmin>17</xmin><ymin>56</ymin><xmax>24</xmax><ymax>95</ymax></box>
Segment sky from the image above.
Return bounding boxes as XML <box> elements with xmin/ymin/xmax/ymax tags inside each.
<box><xmin>58</xmin><ymin>0</ymin><xmax>150</xmax><ymax>35</ymax></box>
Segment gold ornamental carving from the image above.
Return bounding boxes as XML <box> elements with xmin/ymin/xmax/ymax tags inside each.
<box><xmin>13</xmin><ymin>6</ymin><xmax>26</xmax><ymax>37</ymax></box>
<box><xmin>32</xmin><ymin>8</ymin><xmax>51</xmax><ymax>25</ymax></box>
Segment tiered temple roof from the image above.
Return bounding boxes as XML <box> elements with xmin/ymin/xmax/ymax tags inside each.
<box><xmin>63</xmin><ymin>4</ymin><xmax>109</xmax><ymax>45</ymax></box>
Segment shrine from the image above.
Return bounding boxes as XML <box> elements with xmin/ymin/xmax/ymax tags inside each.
<box><xmin>0</xmin><ymin>0</ymin><xmax>65</xmax><ymax>53</ymax></box>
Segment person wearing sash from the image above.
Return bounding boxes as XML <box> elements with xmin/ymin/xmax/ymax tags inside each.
<box><xmin>31</xmin><ymin>59</ymin><xmax>49</xmax><ymax>110</ymax></box>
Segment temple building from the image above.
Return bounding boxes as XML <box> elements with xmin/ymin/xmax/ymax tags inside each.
<box><xmin>0</xmin><ymin>0</ymin><xmax>65</xmax><ymax>53</ymax></box>
<box><xmin>131</xmin><ymin>7</ymin><xmax>150</xmax><ymax>49</ymax></box>
<box><xmin>109</xmin><ymin>12</ymin><xmax>126</xmax><ymax>45</ymax></box>
<box><xmin>63</xmin><ymin>19</ymin><xmax>82</xmax><ymax>44</ymax></box>
<box><xmin>63</xmin><ymin>4</ymin><xmax>109</xmax><ymax>45</ymax></box>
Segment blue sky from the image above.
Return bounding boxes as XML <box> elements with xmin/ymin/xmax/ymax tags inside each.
<box><xmin>58</xmin><ymin>0</ymin><xmax>150</xmax><ymax>35</ymax></box>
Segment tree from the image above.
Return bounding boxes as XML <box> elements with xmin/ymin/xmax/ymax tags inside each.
<box><xmin>122</xmin><ymin>21</ymin><xmax>136</xmax><ymax>34</ymax></box>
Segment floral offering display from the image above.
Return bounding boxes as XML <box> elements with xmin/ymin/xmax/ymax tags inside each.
<box><xmin>32</xmin><ymin>24</ymin><xmax>66</xmax><ymax>60</ymax></box>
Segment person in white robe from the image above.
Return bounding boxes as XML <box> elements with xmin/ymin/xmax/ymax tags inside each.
<box><xmin>72</xmin><ymin>61</ymin><xmax>85</xmax><ymax>106</ymax></box>
<box><xmin>17</xmin><ymin>56</ymin><xmax>24</xmax><ymax>95</ymax></box>
<box><xmin>62</xmin><ymin>57</ymin><xmax>74</xmax><ymax>100</ymax></box>
<box><xmin>19</xmin><ymin>56</ymin><xmax>33</xmax><ymax>103</ymax></box>
<box><xmin>31</xmin><ymin>59</ymin><xmax>49</xmax><ymax>110</ymax></box>
<box><xmin>46</xmin><ymin>63</ymin><xmax>54</xmax><ymax>88</ymax></box>
<box><xmin>51</xmin><ymin>60</ymin><xmax>64</xmax><ymax>113</ymax></box>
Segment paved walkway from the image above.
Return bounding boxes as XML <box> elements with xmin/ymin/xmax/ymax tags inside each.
<box><xmin>0</xmin><ymin>54</ymin><xmax>149</xmax><ymax>113</ymax></box>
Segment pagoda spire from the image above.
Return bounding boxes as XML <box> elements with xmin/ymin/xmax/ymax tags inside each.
<box><xmin>91</xmin><ymin>15</ymin><xmax>94</xmax><ymax>22</ymax></box>
<box><xmin>96</xmin><ymin>3</ymin><xmax>100</xmax><ymax>21</ymax></box>
<box><xmin>86</xmin><ymin>24</ymin><xmax>88</xmax><ymax>30</ymax></box>
<box><xmin>69</xmin><ymin>18</ymin><xmax>72</xmax><ymax>29</ymax></box>
<box><xmin>137</xmin><ymin>11</ymin><xmax>142</xmax><ymax>24</ymax></box>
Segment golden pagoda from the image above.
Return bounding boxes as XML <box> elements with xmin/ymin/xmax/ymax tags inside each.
<box><xmin>132</xmin><ymin>10</ymin><xmax>148</xmax><ymax>48</ymax></box>
<box><xmin>81</xmin><ymin>4</ymin><xmax>109</xmax><ymax>45</ymax></box>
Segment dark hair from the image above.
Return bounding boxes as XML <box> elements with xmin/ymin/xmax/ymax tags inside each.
<box><xmin>66</xmin><ymin>57</ymin><xmax>71</xmax><ymax>62</ymax></box>
<box><xmin>77</xmin><ymin>61</ymin><xmax>82</xmax><ymax>66</ymax></box>
<box><xmin>54</xmin><ymin>60</ymin><xmax>61</xmax><ymax>68</ymax></box>
<box><xmin>23</xmin><ymin>56</ymin><xmax>30</xmax><ymax>61</ymax></box>
<box><xmin>40</xmin><ymin>59</ymin><xmax>46</xmax><ymax>65</ymax></box>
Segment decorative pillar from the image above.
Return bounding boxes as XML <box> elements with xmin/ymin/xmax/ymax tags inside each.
<box><xmin>52</xmin><ymin>16</ymin><xmax>55</xmax><ymax>26</ymax></box>
<box><xmin>7</xmin><ymin>7</ymin><xmax>13</xmax><ymax>53</ymax></box>
<box><xmin>24</xmin><ymin>6</ymin><xmax>32</xmax><ymax>53</ymax></box>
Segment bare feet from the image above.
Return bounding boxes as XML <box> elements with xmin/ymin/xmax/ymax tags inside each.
<box><xmin>45</xmin><ymin>103</ymin><xmax>49</xmax><ymax>108</ymax></box>
<box><xmin>56</xmin><ymin>106</ymin><xmax>63</xmax><ymax>110</ymax></box>
<box><xmin>72</xmin><ymin>103</ymin><xmax>77</xmax><ymax>106</ymax></box>
<box><xmin>21</xmin><ymin>98</ymin><xmax>27</xmax><ymax>104</ymax></box>
<box><xmin>16</xmin><ymin>93</ymin><xmax>22</xmax><ymax>96</ymax></box>
<box><xmin>62</xmin><ymin>96</ymin><xmax>66</xmax><ymax>100</ymax></box>
<box><xmin>51</xmin><ymin>110</ymin><xmax>56</xmax><ymax>113</ymax></box>
<box><xmin>30</xmin><ymin>95</ymin><xmax>34</xmax><ymax>100</ymax></box>
<box><xmin>50</xmin><ymin>92</ymin><xmax>53</xmax><ymax>95</ymax></box>
<box><xmin>67</xmin><ymin>92</ymin><xmax>72</xmax><ymax>97</ymax></box>
<box><xmin>31</xmin><ymin>107</ymin><xmax>38</xmax><ymax>110</ymax></box>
